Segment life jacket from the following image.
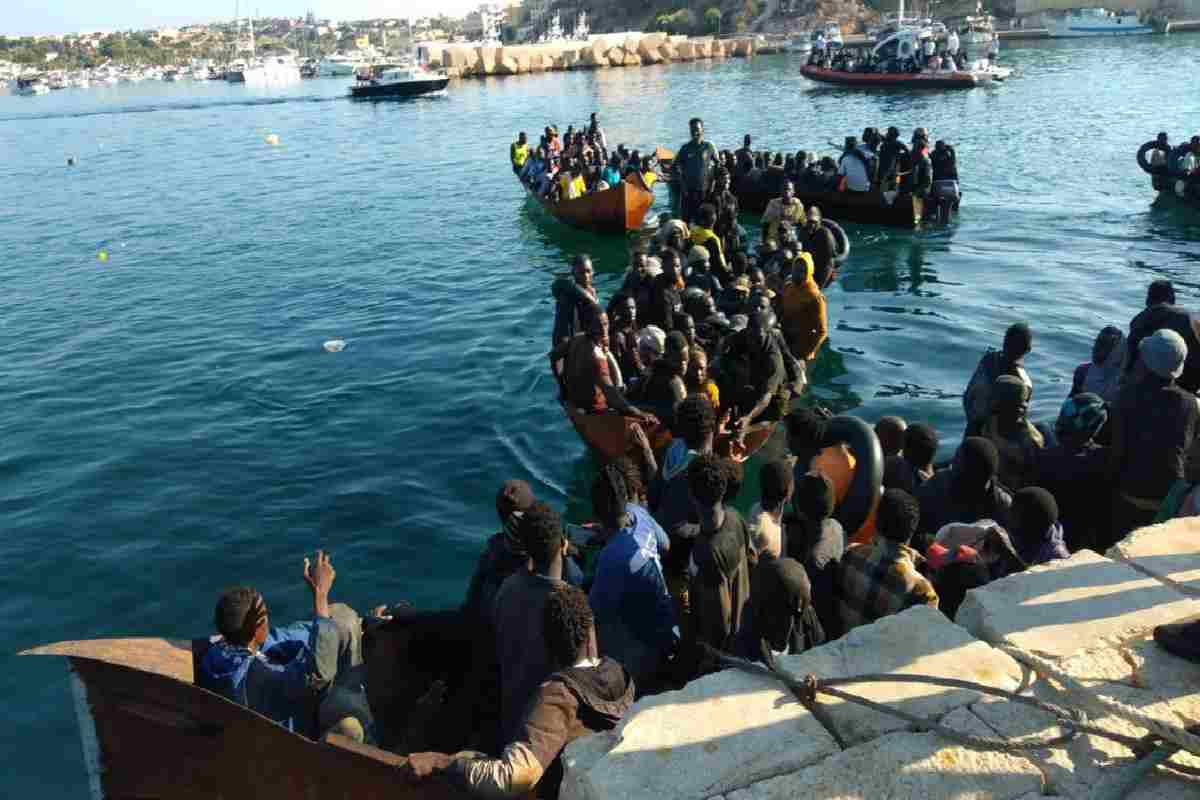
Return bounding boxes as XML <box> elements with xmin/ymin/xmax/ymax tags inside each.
<box><xmin>511</xmin><ymin>142</ymin><xmax>529</xmax><ymax>168</ymax></box>
<box><xmin>690</xmin><ymin>225</ymin><xmax>725</xmax><ymax>265</ymax></box>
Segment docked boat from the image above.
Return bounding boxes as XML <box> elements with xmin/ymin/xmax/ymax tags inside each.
<box><xmin>22</xmin><ymin>613</ymin><xmax>490</xmax><ymax>800</ymax></box>
<box><xmin>349</xmin><ymin>65</ymin><xmax>449</xmax><ymax>99</ymax></box>
<box><xmin>16</xmin><ymin>77</ymin><xmax>49</xmax><ymax>96</ymax></box>
<box><xmin>525</xmin><ymin>175</ymin><xmax>655</xmax><ymax>234</ymax></box>
<box><xmin>1047</xmin><ymin>8</ymin><xmax>1153</xmax><ymax>37</ymax></box>
<box><xmin>319</xmin><ymin>53</ymin><xmax>365</xmax><ymax>76</ymax></box>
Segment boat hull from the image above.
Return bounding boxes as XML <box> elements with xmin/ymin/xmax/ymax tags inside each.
<box><xmin>350</xmin><ymin>78</ymin><xmax>449</xmax><ymax>98</ymax></box>
<box><xmin>801</xmin><ymin>64</ymin><xmax>988</xmax><ymax>89</ymax></box>
<box><xmin>24</xmin><ymin>631</ymin><xmax>479</xmax><ymax>799</ymax></box>
<box><xmin>731</xmin><ymin>183</ymin><xmax>924</xmax><ymax>227</ymax></box>
<box><xmin>525</xmin><ymin>176</ymin><xmax>655</xmax><ymax>234</ymax></box>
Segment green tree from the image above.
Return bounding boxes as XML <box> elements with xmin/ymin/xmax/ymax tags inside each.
<box><xmin>705</xmin><ymin>7</ymin><xmax>722</xmax><ymax>33</ymax></box>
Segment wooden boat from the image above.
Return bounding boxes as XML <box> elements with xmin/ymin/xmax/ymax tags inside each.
<box><xmin>733</xmin><ymin>183</ymin><xmax>924</xmax><ymax>228</ymax></box>
<box><xmin>563</xmin><ymin>402</ymin><xmax>777</xmax><ymax>465</ymax></box>
<box><xmin>525</xmin><ymin>175</ymin><xmax>655</xmax><ymax>234</ymax></box>
<box><xmin>22</xmin><ymin>612</ymin><xmax>491</xmax><ymax>799</ymax></box>
<box><xmin>801</xmin><ymin>64</ymin><xmax>992</xmax><ymax>89</ymax></box>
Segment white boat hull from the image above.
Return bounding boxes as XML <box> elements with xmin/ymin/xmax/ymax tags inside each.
<box><xmin>1048</xmin><ymin>14</ymin><xmax>1153</xmax><ymax>37</ymax></box>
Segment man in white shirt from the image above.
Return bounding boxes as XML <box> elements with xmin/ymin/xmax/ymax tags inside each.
<box><xmin>946</xmin><ymin>29</ymin><xmax>960</xmax><ymax>56</ymax></box>
<box><xmin>837</xmin><ymin>136</ymin><xmax>871</xmax><ymax>193</ymax></box>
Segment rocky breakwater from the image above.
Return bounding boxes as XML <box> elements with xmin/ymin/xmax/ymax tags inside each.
<box><xmin>562</xmin><ymin>518</ymin><xmax>1200</xmax><ymax>800</ymax></box>
<box><xmin>426</xmin><ymin>34</ymin><xmax>759</xmax><ymax>79</ymax></box>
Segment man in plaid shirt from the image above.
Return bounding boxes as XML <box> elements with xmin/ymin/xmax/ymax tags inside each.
<box><xmin>837</xmin><ymin>488</ymin><xmax>939</xmax><ymax>632</ymax></box>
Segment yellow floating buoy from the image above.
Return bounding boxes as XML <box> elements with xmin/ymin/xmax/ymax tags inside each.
<box><xmin>97</xmin><ymin>250</ymin><xmax>109</xmax><ymax>263</ymax></box>
<box><xmin>265</xmin><ymin>133</ymin><xmax>280</xmax><ymax>146</ymax></box>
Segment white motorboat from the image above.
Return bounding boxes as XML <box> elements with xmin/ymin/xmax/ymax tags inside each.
<box><xmin>1046</xmin><ymin>8</ymin><xmax>1153</xmax><ymax>37</ymax></box>
<box><xmin>318</xmin><ymin>53</ymin><xmax>363</xmax><ymax>76</ymax></box>
<box><xmin>349</xmin><ymin>63</ymin><xmax>449</xmax><ymax>99</ymax></box>
<box><xmin>238</xmin><ymin>56</ymin><xmax>302</xmax><ymax>86</ymax></box>
<box><xmin>16</xmin><ymin>77</ymin><xmax>50</xmax><ymax>95</ymax></box>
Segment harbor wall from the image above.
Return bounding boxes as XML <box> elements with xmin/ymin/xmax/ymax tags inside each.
<box><xmin>562</xmin><ymin>517</ymin><xmax>1200</xmax><ymax>800</ymax></box>
<box><xmin>423</xmin><ymin>34</ymin><xmax>761</xmax><ymax>79</ymax></box>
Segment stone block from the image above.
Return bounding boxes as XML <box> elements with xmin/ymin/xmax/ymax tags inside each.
<box><xmin>726</xmin><ymin>712</ymin><xmax>1044</xmax><ymax>800</ymax></box>
<box><xmin>955</xmin><ymin>549</ymin><xmax>1200</xmax><ymax>660</ymax></box>
<box><xmin>658</xmin><ymin>43</ymin><xmax>677</xmax><ymax>62</ymax></box>
<box><xmin>675</xmin><ymin>42</ymin><xmax>695</xmax><ymax>61</ymax></box>
<box><xmin>637</xmin><ymin>38</ymin><xmax>663</xmax><ymax>64</ymax></box>
<box><xmin>775</xmin><ymin>606</ymin><xmax>1024</xmax><ymax>746</ymax></box>
<box><xmin>622</xmin><ymin>50</ymin><xmax>641</xmax><ymax>67</ymax></box>
<box><xmin>712</xmin><ymin>41</ymin><xmax>726</xmax><ymax>58</ymax></box>
<box><xmin>476</xmin><ymin>46</ymin><xmax>499</xmax><ymax>74</ymax></box>
<box><xmin>604</xmin><ymin>47</ymin><xmax>625</xmax><ymax>67</ymax></box>
<box><xmin>1107</xmin><ymin>517</ymin><xmax>1200</xmax><ymax>598</ymax></box>
<box><xmin>560</xmin><ymin>664</ymin><xmax>838</xmax><ymax>800</ymax></box>
<box><xmin>560</xmin><ymin>50</ymin><xmax>579</xmax><ymax>69</ymax></box>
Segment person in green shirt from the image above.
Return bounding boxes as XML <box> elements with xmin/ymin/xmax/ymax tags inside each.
<box><xmin>675</xmin><ymin>117</ymin><xmax>720</xmax><ymax>224</ymax></box>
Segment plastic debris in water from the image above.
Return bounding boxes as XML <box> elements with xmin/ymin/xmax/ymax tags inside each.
<box><xmin>323</xmin><ymin>339</ymin><xmax>346</xmax><ymax>353</ymax></box>
<box><xmin>97</xmin><ymin>250</ymin><xmax>109</xmax><ymax>263</ymax></box>
<box><xmin>67</xmin><ymin>156</ymin><xmax>76</xmax><ymax>166</ymax></box>
<box><xmin>265</xmin><ymin>133</ymin><xmax>280</xmax><ymax>146</ymax></box>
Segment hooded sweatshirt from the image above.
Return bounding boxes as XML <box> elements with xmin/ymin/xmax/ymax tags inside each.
<box><xmin>779</xmin><ymin>254</ymin><xmax>827</xmax><ymax>361</ymax></box>
<box><xmin>449</xmin><ymin>657</ymin><xmax>635</xmax><ymax>798</ymax></box>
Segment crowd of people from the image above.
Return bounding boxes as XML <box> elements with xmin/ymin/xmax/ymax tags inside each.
<box><xmin>809</xmin><ymin>26</ymin><xmax>999</xmax><ymax>74</ymax></box>
<box><xmin>510</xmin><ymin>113</ymin><xmax>662</xmax><ymax>202</ymax></box>
<box><xmin>184</xmin><ymin>113</ymin><xmax>1200</xmax><ymax>799</ymax></box>
<box><xmin>672</xmin><ymin>118</ymin><xmax>959</xmax><ymax>228</ymax></box>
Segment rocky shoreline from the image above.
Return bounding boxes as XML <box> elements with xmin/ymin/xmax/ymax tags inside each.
<box><xmin>423</xmin><ymin>33</ymin><xmax>765</xmax><ymax>80</ymax></box>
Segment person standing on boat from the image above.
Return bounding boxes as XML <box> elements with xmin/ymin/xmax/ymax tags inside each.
<box><xmin>706</xmin><ymin>169</ymin><xmax>741</xmax><ymax>261</ymax></box>
<box><xmin>909</xmin><ymin>130</ymin><xmax>934</xmax><ymax>200</ymax></box>
<box><xmin>587</xmin><ymin>111</ymin><xmax>608</xmax><ymax>151</ymax></box>
<box><xmin>675</xmin><ymin>117</ymin><xmax>720</xmax><ymax>224</ymax></box>
<box><xmin>876</xmin><ymin>127</ymin><xmax>908</xmax><ymax>190</ymax></box>
<box><xmin>987</xmin><ymin>35</ymin><xmax>999</xmax><ymax>66</ymax></box>
<box><xmin>510</xmin><ymin>132</ymin><xmax>529</xmax><ymax>175</ymax></box>
<box><xmin>946</xmin><ymin>28</ymin><xmax>960</xmax><ymax>57</ymax></box>
<box><xmin>687</xmin><ymin>452</ymin><xmax>753</xmax><ymax>653</ymax></box>
<box><xmin>837</xmin><ymin>137</ymin><xmax>873</xmax><ymax>194</ymax></box>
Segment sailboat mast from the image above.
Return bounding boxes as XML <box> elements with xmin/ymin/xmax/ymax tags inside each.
<box><xmin>899</xmin><ymin>0</ymin><xmax>905</xmax><ymax>23</ymax></box>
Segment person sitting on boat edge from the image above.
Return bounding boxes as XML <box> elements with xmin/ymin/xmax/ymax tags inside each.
<box><xmin>963</xmin><ymin>322</ymin><xmax>1034</xmax><ymax>427</ymax></box>
<box><xmin>629</xmin><ymin>330</ymin><xmax>690</xmax><ymax>428</ymax></box>
<box><xmin>549</xmin><ymin>305</ymin><xmax>658</xmax><ymax>431</ymax></box>
<box><xmin>551</xmin><ymin>254</ymin><xmax>599</xmax><ymax>347</ymax></box>
<box><xmin>405</xmin><ymin>585</ymin><xmax>634</xmax><ymax>798</ymax></box>
<box><xmin>197</xmin><ymin>551</ymin><xmax>365</xmax><ymax>741</ymax></box>
<box><xmin>510</xmin><ymin>132</ymin><xmax>529</xmax><ymax>176</ymax></box>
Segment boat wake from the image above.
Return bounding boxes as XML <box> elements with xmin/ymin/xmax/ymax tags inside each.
<box><xmin>0</xmin><ymin>94</ymin><xmax>341</xmax><ymax>124</ymax></box>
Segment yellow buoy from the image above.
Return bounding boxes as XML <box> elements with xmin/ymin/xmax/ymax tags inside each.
<box><xmin>97</xmin><ymin>250</ymin><xmax>109</xmax><ymax>263</ymax></box>
<box><xmin>265</xmin><ymin>133</ymin><xmax>280</xmax><ymax>146</ymax></box>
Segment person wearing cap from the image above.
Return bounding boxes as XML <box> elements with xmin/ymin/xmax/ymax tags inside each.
<box><xmin>463</xmin><ymin>480</ymin><xmax>538</xmax><ymax>627</ymax></box>
<box><xmin>644</xmin><ymin>250</ymin><xmax>685</xmax><ymax>332</ymax></box>
<box><xmin>1034</xmin><ymin>393</ymin><xmax>1110</xmax><ymax>552</ymax></box>
<box><xmin>801</xmin><ymin>206</ymin><xmax>839</xmax><ymax>289</ymax></box>
<box><xmin>762</xmin><ymin>180</ymin><xmax>807</xmax><ymax>244</ymax></box>
<box><xmin>963</xmin><ymin>323</ymin><xmax>1034</xmax><ymax>426</ymax></box>
<box><xmin>1124</xmin><ymin>279</ymin><xmax>1200</xmax><ymax>393</ymax></box>
<box><xmin>837</xmin><ymin>137</ymin><xmax>873</xmax><ymax>193</ymax></box>
<box><xmin>685</xmin><ymin>245</ymin><xmax>722</xmax><ymax>297</ymax></box>
<box><xmin>717</xmin><ymin>306</ymin><xmax>788</xmax><ymax>435</ymax></box>
<box><xmin>907</xmin><ymin>129</ymin><xmax>934</xmax><ymax>200</ymax></box>
<box><xmin>1107</xmin><ymin>328</ymin><xmax>1200</xmax><ymax>548</ymax></box>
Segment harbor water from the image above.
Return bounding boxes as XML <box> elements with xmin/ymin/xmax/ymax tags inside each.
<box><xmin>2</xmin><ymin>35</ymin><xmax>1199</xmax><ymax>796</ymax></box>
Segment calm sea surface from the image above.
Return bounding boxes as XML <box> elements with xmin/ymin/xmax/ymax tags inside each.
<box><xmin>2</xmin><ymin>35</ymin><xmax>1199</xmax><ymax>795</ymax></box>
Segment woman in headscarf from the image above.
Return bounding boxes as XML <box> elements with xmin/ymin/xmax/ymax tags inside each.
<box><xmin>968</xmin><ymin>375</ymin><xmax>1045</xmax><ymax>490</ymax></box>
<box><xmin>1070</xmin><ymin>326</ymin><xmax>1125</xmax><ymax>403</ymax></box>
<box><xmin>1010</xmin><ymin>487</ymin><xmax>1069</xmax><ymax>565</ymax></box>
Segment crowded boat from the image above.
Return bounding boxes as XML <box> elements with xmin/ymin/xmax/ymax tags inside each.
<box><xmin>1138</xmin><ymin>132</ymin><xmax>1200</xmax><ymax>207</ymax></box>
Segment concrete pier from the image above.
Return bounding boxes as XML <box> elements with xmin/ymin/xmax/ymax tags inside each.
<box><xmin>563</xmin><ymin>518</ymin><xmax>1200</xmax><ymax>800</ymax></box>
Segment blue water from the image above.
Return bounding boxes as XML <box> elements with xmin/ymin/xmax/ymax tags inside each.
<box><xmin>2</xmin><ymin>35</ymin><xmax>1199</xmax><ymax>795</ymax></box>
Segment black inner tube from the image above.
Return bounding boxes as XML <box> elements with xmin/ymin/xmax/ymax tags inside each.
<box><xmin>825</xmin><ymin>415</ymin><xmax>883</xmax><ymax>536</ymax></box>
<box><xmin>821</xmin><ymin>218</ymin><xmax>851</xmax><ymax>262</ymax></box>
<box><xmin>1137</xmin><ymin>139</ymin><xmax>1170</xmax><ymax>176</ymax></box>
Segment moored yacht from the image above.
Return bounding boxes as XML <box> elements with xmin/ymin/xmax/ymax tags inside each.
<box><xmin>349</xmin><ymin>63</ymin><xmax>449</xmax><ymax>99</ymax></box>
<box><xmin>318</xmin><ymin>53</ymin><xmax>363</xmax><ymax>76</ymax></box>
<box><xmin>16</xmin><ymin>76</ymin><xmax>50</xmax><ymax>95</ymax></box>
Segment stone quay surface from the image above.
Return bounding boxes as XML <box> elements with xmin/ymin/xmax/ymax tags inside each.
<box><xmin>562</xmin><ymin>520</ymin><xmax>1200</xmax><ymax>800</ymax></box>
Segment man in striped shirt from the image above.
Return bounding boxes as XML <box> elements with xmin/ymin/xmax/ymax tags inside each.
<box><xmin>836</xmin><ymin>488</ymin><xmax>938</xmax><ymax>633</ymax></box>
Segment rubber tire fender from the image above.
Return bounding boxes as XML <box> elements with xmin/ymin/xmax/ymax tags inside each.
<box><xmin>826</xmin><ymin>415</ymin><xmax>883</xmax><ymax>537</ymax></box>
<box><xmin>1137</xmin><ymin>139</ymin><xmax>1170</xmax><ymax>175</ymax></box>
<box><xmin>821</xmin><ymin>218</ymin><xmax>851</xmax><ymax>262</ymax></box>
